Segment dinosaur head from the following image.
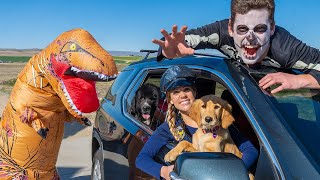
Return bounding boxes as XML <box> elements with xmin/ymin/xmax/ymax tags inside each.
<box><xmin>38</xmin><ymin>29</ymin><xmax>117</xmax><ymax>117</ymax></box>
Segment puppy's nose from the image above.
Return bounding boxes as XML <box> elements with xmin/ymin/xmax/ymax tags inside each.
<box><xmin>205</xmin><ymin>117</ymin><xmax>212</xmax><ymax>123</ymax></box>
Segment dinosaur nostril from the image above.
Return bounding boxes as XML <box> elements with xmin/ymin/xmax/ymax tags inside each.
<box><xmin>205</xmin><ymin>117</ymin><xmax>213</xmax><ymax>123</ymax></box>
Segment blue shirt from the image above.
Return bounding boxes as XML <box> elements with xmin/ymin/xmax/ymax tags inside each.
<box><xmin>136</xmin><ymin>120</ymin><xmax>258</xmax><ymax>179</ymax></box>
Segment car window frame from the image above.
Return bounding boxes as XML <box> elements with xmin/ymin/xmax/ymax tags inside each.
<box><xmin>190</xmin><ymin>65</ymin><xmax>284</xmax><ymax>178</ymax></box>
<box><xmin>120</xmin><ymin>63</ymin><xmax>284</xmax><ymax>177</ymax></box>
<box><xmin>122</xmin><ymin>67</ymin><xmax>167</xmax><ymax>136</ymax></box>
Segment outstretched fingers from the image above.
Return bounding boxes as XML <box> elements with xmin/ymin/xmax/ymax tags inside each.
<box><xmin>161</xmin><ymin>28</ymin><xmax>171</xmax><ymax>40</ymax></box>
<box><xmin>180</xmin><ymin>25</ymin><xmax>188</xmax><ymax>34</ymax></box>
<box><xmin>172</xmin><ymin>25</ymin><xmax>178</xmax><ymax>36</ymax></box>
<box><xmin>152</xmin><ymin>38</ymin><xmax>165</xmax><ymax>47</ymax></box>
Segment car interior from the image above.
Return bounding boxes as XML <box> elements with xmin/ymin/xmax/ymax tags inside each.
<box><xmin>127</xmin><ymin>67</ymin><xmax>260</xmax><ymax>174</ymax></box>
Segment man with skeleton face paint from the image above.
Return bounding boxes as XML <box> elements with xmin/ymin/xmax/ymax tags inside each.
<box><xmin>153</xmin><ymin>0</ymin><xmax>320</xmax><ymax>93</ymax></box>
<box><xmin>230</xmin><ymin>9</ymin><xmax>274</xmax><ymax>65</ymax></box>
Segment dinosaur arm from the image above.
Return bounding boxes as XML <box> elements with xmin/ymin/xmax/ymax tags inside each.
<box><xmin>65</xmin><ymin>110</ymin><xmax>92</xmax><ymax>126</ymax></box>
<box><xmin>19</xmin><ymin>106</ymin><xmax>49</xmax><ymax>139</ymax></box>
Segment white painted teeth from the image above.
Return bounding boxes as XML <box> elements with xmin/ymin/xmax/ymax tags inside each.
<box><xmin>244</xmin><ymin>45</ymin><xmax>258</xmax><ymax>48</ymax></box>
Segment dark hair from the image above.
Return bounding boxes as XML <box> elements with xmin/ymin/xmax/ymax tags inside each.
<box><xmin>230</xmin><ymin>0</ymin><xmax>275</xmax><ymax>27</ymax></box>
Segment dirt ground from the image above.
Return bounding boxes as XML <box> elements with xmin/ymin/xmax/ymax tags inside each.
<box><xmin>0</xmin><ymin>63</ymin><xmax>25</xmax><ymax>113</ymax></box>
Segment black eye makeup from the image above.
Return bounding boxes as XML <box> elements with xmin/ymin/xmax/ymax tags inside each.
<box><xmin>236</xmin><ymin>24</ymin><xmax>268</xmax><ymax>35</ymax></box>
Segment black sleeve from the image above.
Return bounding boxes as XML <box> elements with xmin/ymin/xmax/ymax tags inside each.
<box><xmin>269</xmin><ymin>26</ymin><xmax>320</xmax><ymax>83</ymax></box>
<box><xmin>157</xmin><ymin>19</ymin><xmax>233</xmax><ymax>61</ymax></box>
<box><xmin>184</xmin><ymin>19</ymin><xmax>227</xmax><ymax>50</ymax></box>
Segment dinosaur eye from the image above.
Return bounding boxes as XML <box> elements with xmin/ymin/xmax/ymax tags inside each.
<box><xmin>61</xmin><ymin>42</ymin><xmax>82</xmax><ymax>53</ymax></box>
<box><xmin>70</xmin><ymin>43</ymin><xmax>77</xmax><ymax>51</ymax></box>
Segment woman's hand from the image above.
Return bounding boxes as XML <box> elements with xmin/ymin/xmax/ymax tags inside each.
<box><xmin>160</xmin><ymin>165</ymin><xmax>174</xmax><ymax>180</ymax></box>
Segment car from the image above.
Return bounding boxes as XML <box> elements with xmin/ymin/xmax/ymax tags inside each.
<box><xmin>91</xmin><ymin>50</ymin><xmax>320</xmax><ymax>180</ymax></box>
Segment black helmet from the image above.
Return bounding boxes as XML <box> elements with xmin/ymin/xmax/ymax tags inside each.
<box><xmin>160</xmin><ymin>65</ymin><xmax>196</xmax><ymax>93</ymax></box>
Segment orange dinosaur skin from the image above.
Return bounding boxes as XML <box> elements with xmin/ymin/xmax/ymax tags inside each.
<box><xmin>0</xmin><ymin>29</ymin><xmax>117</xmax><ymax>179</ymax></box>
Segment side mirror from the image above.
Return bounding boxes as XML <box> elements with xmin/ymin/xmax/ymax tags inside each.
<box><xmin>171</xmin><ymin>152</ymin><xmax>249</xmax><ymax>180</ymax></box>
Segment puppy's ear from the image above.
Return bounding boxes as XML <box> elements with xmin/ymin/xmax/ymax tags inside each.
<box><xmin>188</xmin><ymin>99</ymin><xmax>202</xmax><ymax>126</ymax></box>
<box><xmin>221</xmin><ymin>103</ymin><xmax>235</xmax><ymax>129</ymax></box>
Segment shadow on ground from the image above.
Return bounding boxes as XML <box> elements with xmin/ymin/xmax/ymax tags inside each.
<box><xmin>104</xmin><ymin>159</ymin><xmax>129</xmax><ymax>180</ymax></box>
<box><xmin>57</xmin><ymin>167</ymin><xmax>91</xmax><ymax>180</ymax></box>
<box><xmin>63</xmin><ymin>122</ymin><xmax>88</xmax><ymax>139</ymax></box>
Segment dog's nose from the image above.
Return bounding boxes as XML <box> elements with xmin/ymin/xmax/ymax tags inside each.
<box><xmin>143</xmin><ymin>106</ymin><xmax>150</xmax><ymax>111</ymax></box>
<box><xmin>205</xmin><ymin>117</ymin><xmax>212</xmax><ymax>123</ymax></box>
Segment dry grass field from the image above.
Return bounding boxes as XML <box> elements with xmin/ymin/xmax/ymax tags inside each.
<box><xmin>0</xmin><ymin>57</ymin><xmax>136</xmax><ymax>121</ymax></box>
<box><xmin>0</xmin><ymin>47</ymin><xmax>142</xmax><ymax>123</ymax></box>
<box><xmin>0</xmin><ymin>63</ymin><xmax>115</xmax><ymax>121</ymax></box>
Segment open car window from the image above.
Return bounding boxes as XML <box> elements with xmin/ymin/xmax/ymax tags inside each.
<box><xmin>268</xmin><ymin>88</ymin><xmax>320</xmax><ymax>166</ymax></box>
<box><xmin>245</xmin><ymin>64</ymin><xmax>320</xmax><ymax>167</ymax></box>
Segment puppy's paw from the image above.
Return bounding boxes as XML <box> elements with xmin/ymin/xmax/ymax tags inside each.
<box><xmin>164</xmin><ymin>150</ymin><xmax>179</xmax><ymax>162</ymax></box>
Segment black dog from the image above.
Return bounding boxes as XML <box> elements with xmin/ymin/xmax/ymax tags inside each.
<box><xmin>131</xmin><ymin>83</ymin><xmax>161</xmax><ymax>128</ymax></box>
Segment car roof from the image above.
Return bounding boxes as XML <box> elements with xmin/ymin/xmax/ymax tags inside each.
<box><xmin>125</xmin><ymin>55</ymin><xmax>230</xmax><ymax>73</ymax></box>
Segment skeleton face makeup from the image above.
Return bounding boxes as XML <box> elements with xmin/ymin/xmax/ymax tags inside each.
<box><xmin>229</xmin><ymin>9</ymin><xmax>275</xmax><ymax>64</ymax></box>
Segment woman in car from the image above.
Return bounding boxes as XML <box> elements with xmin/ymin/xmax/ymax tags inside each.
<box><xmin>136</xmin><ymin>65</ymin><xmax>258</xmax><ymax>180</ymax></box>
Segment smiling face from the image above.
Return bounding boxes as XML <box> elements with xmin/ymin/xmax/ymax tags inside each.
<box><xmin>228</xmin><ymin>9</ymin><xmax>275</xmax><ymax>64</ymax></box>
<box><xmin>169</xmin><ymin>86</ymin><xmax>196</xmax><ymax>114</ymax></box>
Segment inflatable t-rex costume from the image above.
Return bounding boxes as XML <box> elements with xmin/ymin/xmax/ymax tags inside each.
<box><xmin>0</xmin><ymin>29</ymin><xmax>117</xmax><ymax>179</ymax></box>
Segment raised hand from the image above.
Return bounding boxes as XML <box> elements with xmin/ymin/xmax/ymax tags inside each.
<box><xmin>152</xmin><ymin>25</ymin><xmax>194</xmax><ymax>59</ymax></box>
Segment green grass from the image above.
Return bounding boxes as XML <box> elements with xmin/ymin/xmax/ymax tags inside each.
<box><xmin>114</xmin><ymin>60</ymin><xmax>128</xmax><ymax>64</ymax></box>
<box><xmin>0</xmin><ymin>55</ymin><xmax>142</xmax><ymax>64</ymax></box>
<box><xmin>113</xmin><ymin>56</ymin><xmax>143</xmax><ymax>61</ymax></box>
<box><xmin>0</xmin><ymin>79</ymin><xmax>17</xmax><ymax>86</ymax></box>
<box><xmin>0</xmin><ymin>56</ymin><xmax>31</xmax><ymax>62</ymax></box>
<box><xmin>0</xmin><ymin>78</ymin><xmax>17</xmax><ymax>93</ymax></box>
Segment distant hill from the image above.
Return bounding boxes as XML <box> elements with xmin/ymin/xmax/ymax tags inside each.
<box><xmin>0</xmin><ymin>49</ymin><xmax>224</xmax><ymax>60</ymax></box>
<box><xmin>0</xmin><ymin>48</ymin><xmax>155</xmax><ymax>57</ymax></box>
<box><xmin>0</xmin><ymin>48</ymin><xmax>42</xmax><ymax>57</ymax></box>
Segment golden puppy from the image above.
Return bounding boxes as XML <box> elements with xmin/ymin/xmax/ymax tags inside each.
<box><xmin>164</xmin><ymin>95</ymin><xmax>242</xmax><ymax>162</ymax></box>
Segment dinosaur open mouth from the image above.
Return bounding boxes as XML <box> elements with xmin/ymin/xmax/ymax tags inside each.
<box><xmin>64</xmin><ymin>67</ymin><xmax>117</xmax><ymax>81</ymax></box>
<box><xmin>50</xmin><ymin>54</ymin><xmax>116</xmax><ymax>114</ymax></box>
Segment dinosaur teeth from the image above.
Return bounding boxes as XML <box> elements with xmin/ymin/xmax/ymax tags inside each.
<box><xmin>67</xmin><ymin>66</ymin><xmax>118</xmax><ymax>82</ymax></box>
<box><xmin>71</xmin><ymin>67</ymin><xmax>81</xmax><ymax>73</ymax></box>
<box><xmin>60</xmin><ymin>82</ymin><xmax>82</xmax><ymax>116</ymax></box>
<box><xmin>98</xmin><ymin>74</ymin><xmax>108</xmax><ymax>80</ymax></box>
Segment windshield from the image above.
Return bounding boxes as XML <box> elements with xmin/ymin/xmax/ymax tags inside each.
<box><xmin>268</xmin><ymin>88</ymin><xmax>320</xmax><ymax>166</ymax></box>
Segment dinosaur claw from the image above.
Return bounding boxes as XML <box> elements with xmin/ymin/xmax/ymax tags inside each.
<box><xmin>37</xmin><ymin>128</ymin><xmax>49</xmax><ymax>139</ymax></box>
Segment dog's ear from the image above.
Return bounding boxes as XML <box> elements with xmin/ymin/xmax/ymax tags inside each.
<box><xmin>130</xmin><ymin>90</ymin><xmax>141</xmax><ymax>117</ymax></box>
<box><xmin>129</xmin><ymin>95</ymin><xmax>137</xmax><ymax>116</ymax></box>
<box><xmin>221</xmin><ymin>103</ymin><xmax>235</xmax><ymax>129</ymax></box>
<box><xmin>188</xmin><ymin>99</ymin><xmax>203</xmax><ymax>126</ymax></box>
<box><xmin>154</xmin><ymin>86</ymin><xmax>161</xmax><ymax>106</ymax></box>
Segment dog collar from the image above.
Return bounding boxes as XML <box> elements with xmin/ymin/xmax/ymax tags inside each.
<box><xmin>202</xmin><ymin>126</ymin><xmax>220</xmax><ymax>138</ymax></box>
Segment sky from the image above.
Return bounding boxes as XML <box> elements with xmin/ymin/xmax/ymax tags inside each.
<box><xmin>0</xmin><ymin>0</ymin><xmax>319</xmax><ymax>52</ymax></box>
